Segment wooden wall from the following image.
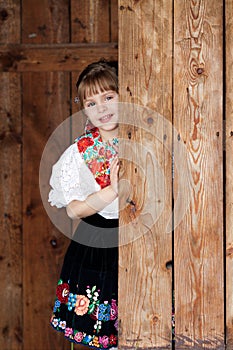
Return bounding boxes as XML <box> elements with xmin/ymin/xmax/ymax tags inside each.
<box><xmin>0</xmin><ymin>0</ymin><xmax>233</xmax><ymax>350</ymax></box>
<box><xmin>0</xmin><ymin>1</ymin><xmax>117</xmax><ymax>350</ymax></box>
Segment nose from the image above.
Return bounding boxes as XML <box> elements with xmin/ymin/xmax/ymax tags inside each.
<box><xmin>96</xmin><ymin>103</ymin><xmax>107</xmax><ymax>113</ymax></box>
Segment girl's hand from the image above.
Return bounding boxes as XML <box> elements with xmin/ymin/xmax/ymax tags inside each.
<box><xmin>110</xmin><ymin>157</ymin><xmax>119</xmax><ymax>195</ymax></box>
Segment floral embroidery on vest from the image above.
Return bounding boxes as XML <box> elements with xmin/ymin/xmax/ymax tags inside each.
<box><xmin>75</xmin><ymin>128</ymin><xmax>118</xmax><ymax>189</ymax></box>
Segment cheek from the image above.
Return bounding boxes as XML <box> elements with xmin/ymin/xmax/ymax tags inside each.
<box><xmin>84</xmin><ymin>108</ymin><xmax>96</xmax><ymax>120</ymax></box>
<box><xmin>109</xmin><ymin>104</ymin><xmax>118</xmax><ymax>116</ymax></box>
<box><xmin>84</xmin><ymin>110</ymin><xmax>99</xmax><ymax>126</ymax></box>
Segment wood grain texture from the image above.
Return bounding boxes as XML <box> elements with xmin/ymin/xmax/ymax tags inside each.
<box><xmin>0</xmin><ymin>43</ymin><xmax>118</xmax><ymax>72</ymax></box>
<box><xmin>22</xmin><ymin>0</ymin><xmax>70</xmax><ymax>44</ymax></box>
<box><xmin>173</xmin><ymin>0</ymin><xmax>224</xmax><ymax>348</ymax></box>
<box><xmin>110</xmin><ymin>0</ymin><xmax>118</xmax><ymax>42</ymax></box>
<box><xmin>226</xmin><ymin>0</ymin><xmax>233</xmax><ymax>348</ymax></box>
<box><xmin>119</xmin><ymin>0</ymin><xmax>173</xmax><ymax>348</ymax></box>
<box><xmin>0</xmin><ymin>1</ymin><xmax>22</xmax><ymax>349</ymax></box>
<box><xmin>71</xmin><ymin>0</ymin><xmax>110</xmax><ymax>43</ymax></box>
<box><xmin>0</xmin><ymin>0</ymin><xmax>20</xmax><ymax>44</ymax></box>
<box><xmin>0</xmin><ymin>73</ymin><xmax>22</xmax><ymax>350</ymax></box>
<box><xmin>22</xmin><ymin>72</ymin><xmax>71</xmax><ymax>350</ymax></box>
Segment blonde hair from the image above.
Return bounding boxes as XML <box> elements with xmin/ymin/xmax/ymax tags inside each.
<box><xmin>76</xmin><ymin>60</ymin><xmax>118</xmax><ymax>108</ymax></box>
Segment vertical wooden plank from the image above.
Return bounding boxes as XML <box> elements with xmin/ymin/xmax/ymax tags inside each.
<box><xmin>226</xmin><ymin>0</ymin><xmax>233</xmax><ymax>348</ymax></box>
<box><xmin>22</xmin><ymin>1</ymin><xmax>71</xmax><ymax>349</ymax></box>
<box><xmin>22</xmin><ymin>72</ymin><xmax>71</xmax><ymax>350</ymax></box>
<box><xmin>110</xmin><ymin>0</ymin><xmax>118</xmax><ymax>42</ymax></box>
<box><xmin>0</xmin><ymin>0</ymin><xmax>20</xmax><ymax>43</ymax></box>
<box><xmin>119</xmin><ymin>0</ymin><xmax>173</xmax><ymax>348</ymax></box>
<box><xmin>22</xmin><ymin>0</ymin><xmax>70</xmax><ymax>43</ymax></box>
<box><xmin>174</xmin><ymin>0</ymin><xmax>224</xmax><ymax>348</ymax></box>
<box><xmin>71</xmin><ymin>0</ymin><xmax>110</xmax><ymax>43</ymax></box>
<box><xmin>0</xmin><ymin>73</ymin><xmax>22</xmax><ymax>350</ymax></box>
<box><xmin>0</xmin><ymin>1</ymin><xmax>22</xmax><ymax>349</ymax></box>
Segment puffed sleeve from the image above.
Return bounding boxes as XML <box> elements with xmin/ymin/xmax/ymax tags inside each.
<box><xmin>48</xmin><ymin>143</ymin><xmax>100</xmax><ymax>208</ymax></box>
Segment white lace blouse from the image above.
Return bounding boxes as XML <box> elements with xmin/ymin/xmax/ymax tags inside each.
<box><xmin>48</xmin><ymin>143</ymin><xmax>118</xmax><ymax>219</ymax></box>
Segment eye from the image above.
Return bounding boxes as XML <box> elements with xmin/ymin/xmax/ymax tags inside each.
<box><xmin>86</xmin><ymin>101</ymin><xmax>96</xmax><ymax>108</ymax></box>
<box><xmin>105</xmin><ymin>95</ymin><xmax>114</xmax><ymax>102</ymax></box>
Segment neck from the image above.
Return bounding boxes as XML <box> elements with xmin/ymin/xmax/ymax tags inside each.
<box><xmin>99</xmin><ymin>128</ymin><xmax>118</xmax><ymax>142</ymax></box>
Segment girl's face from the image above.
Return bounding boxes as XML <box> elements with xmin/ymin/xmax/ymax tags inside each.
<box><xmin>83</xmin><ymin>89</ymin><xmax>118</xmax><ymax>138</ymax></box>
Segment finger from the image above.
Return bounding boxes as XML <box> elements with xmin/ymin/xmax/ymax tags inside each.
<box><xmin>110</xmin><ymin>158</ymin><xmax>118</xmax><ymax>170</ymax></box>
<box><xmin>111</xmin><ymin>162</ymin><xmax>119</xmax><ymax>173</ymax></box>
<box><xmin>111</xmin><ymin>156</ymin><xmax>118</xmax><ymax>164</ymax></box>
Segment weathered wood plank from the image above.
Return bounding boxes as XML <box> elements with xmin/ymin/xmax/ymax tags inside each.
<box><xmin>71</xmin><ymin>0</ymin><xmax>110</xmax><ymax>43</ymax></box>
<box><xmin>22</xmin><ymin>0</ymin><xmax>69</xmax><ymax>44</ymax></box>
<box><xmin>0</xmin><ymin>73</ymin><xmax>22</xmax><ymax>350</ymax></box>
<box><xmin>226</xmin><ymin>0</ymin><xmax>233</xmax><ymax>348</ymax></box>
<box><xmin>71</xmin><ymin>71</ymin><xmax>88</xmax><ymax>126</ymax></box>
<box><xmin>110</xmin><ymin>0</ymin><xmax>118</xmax><ymax>42</ymax></box>
<box><xmin>0</xmin><ymin>2</ymin><xmax>22</xmax><ymax>349</ymax></box>
<box><xmin>0</xmin><ymin>43</ymin><xmax>118</xmax><ymax>72</ymax></box>
<box><xmin>119</xmin><ymin>0</ymin><xmax>173</xmax><ymax>348</ymax></box>
<box><xmin>0</xmin><ymin>0</ymin><xmax>20</xmax><ymax>44</ymax></box>
<box><xmin>22</xmin><ymin>72</ymin><xmax>71</xmax><ymax>350</ymax></box>
<box><xmin>173</xmin><ymin>0</ymin><xmax>224</xmax><ymax>348</ymax></box>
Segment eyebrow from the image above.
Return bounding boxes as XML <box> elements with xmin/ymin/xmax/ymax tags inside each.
<box><xmin>84</xmin><ymin>90</ymin><xmax>116</xmax><ymax>102</ymax></box>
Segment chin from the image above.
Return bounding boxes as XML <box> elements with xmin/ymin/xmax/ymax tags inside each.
<box><xmin>101</xmin><ymin>123</ymin><xmax>118</xmax><ymax>131</ymax></box>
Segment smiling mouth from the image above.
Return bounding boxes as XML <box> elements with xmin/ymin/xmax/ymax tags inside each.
<box><xmin>99</xmin><ymin>114</ymin><xmax>114</xmax><ymax>123</ymax></box>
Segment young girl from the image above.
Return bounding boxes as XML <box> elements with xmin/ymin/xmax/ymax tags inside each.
<box><xmin>49</xmin><ymin>60</ymin><xmax>119</xmax><ymax>349</ymax></box>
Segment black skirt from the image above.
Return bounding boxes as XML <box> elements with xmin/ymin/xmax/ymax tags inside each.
<box><xmin>50</xmin><ymin>214</ymin><xmax>118</xmax><ymax>349</ymax></box>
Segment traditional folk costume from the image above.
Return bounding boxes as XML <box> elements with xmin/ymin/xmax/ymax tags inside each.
<box><xmin>49</xmin><ymin>127</ymin><xmax>118</xmax><ymax>349</ymax></box>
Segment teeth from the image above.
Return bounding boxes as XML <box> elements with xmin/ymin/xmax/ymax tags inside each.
<box><xmin>100</xmin><ymin>114</ymin><xmax>112</xmax><ymax>121</ymax></box>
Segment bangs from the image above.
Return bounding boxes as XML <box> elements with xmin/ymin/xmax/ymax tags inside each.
<box><xmin>78</xmin><ymin>70</ymin><xmax>118</xmax><ymax>106</ymax></box>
